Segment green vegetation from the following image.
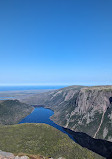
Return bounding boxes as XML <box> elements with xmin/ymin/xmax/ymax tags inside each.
<box><xmin>0</xmin><ymin>123</ymin><xmax>104</xmax><ymax>159</ymax></box>
<box><xmin>69</xmin><ymin>112</ymin><xmax>103</xmax><ymax>137</ymax></box>
<box><xmin>0</xmin><ymin>100</ymin><xmax>33</xmax><ymax>125</ymax></box>
<box><xmin>97</xmin><ymin>104</ymin><xmax>112</xmax><ymax>140</ymax></box>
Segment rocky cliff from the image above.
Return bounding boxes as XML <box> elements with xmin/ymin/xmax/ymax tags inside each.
<box><xmin>57</xmin><ymin>86</ymin><xmax>112</xmax><ymax>142</ymax></box>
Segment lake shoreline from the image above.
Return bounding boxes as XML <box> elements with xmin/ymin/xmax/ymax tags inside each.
<box><xmin>19</xmin><ymin>107</ymin><xmax>75</xmax><ymax>141</ymax></box>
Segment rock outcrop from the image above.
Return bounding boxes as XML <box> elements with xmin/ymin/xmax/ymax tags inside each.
<box><xmin>0</xmin><ymin>150</ymin><xmax>29</xmax><ymax>159</ymax></box>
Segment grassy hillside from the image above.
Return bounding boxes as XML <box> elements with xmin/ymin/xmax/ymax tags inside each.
<box><xmin>0</xmin><ymin>123</ymin><xmax>104</xmax><ymax>159</ymax></box>
<box><xmin>0</xmin><ymin>100</ymin><xmax>33</xmax><ymax>125</ymax></box>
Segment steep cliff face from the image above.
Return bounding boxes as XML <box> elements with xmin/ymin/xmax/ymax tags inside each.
<box><xmin>62</xmin><ymin>87</ymin><xmax>112</xmax><ymax>140</ymax></box>
<box><xmin>50</xmin><ymin>86</ymin><xmax>112</xmax><ymax>142</ymax></box>
<box><xmin>22</xmin><ymin>85</ymin><xmax>112</xmax><ymax>142</ymax></box>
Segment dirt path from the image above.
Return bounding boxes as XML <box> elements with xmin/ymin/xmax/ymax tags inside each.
<box><xmin>94</xmin><ymin>107</ymin><xmax>106</xmax><ymax>138</ymax></box>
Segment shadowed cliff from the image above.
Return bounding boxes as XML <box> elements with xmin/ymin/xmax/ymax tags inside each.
<box><xmin>64</xmin><ymin>127</ymin><xmax>112</xmax><ymax>159</ymax></box>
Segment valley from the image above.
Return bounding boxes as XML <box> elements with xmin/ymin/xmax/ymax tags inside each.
<box><xmin>0</xmin><ymin>85</ymin><xmax>112</xmax><ymax>158</ymax></box>
<box><xmin>21</xmin><ymin>85</ymin><xmax>112</xmax><ymax>142</ymax></box>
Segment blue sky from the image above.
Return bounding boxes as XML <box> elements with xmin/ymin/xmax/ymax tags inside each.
<box><xmin>0</xmin><ymin>0</ymin><xmax>112</xmax><ymax>86</ymax></box>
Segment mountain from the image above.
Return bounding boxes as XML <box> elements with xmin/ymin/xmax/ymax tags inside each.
<box><xmin>21</xmin><ymin>85</ymin><xmax>112</xmax><ymax>142</ymax></box>
<box><xmin>0</xmin><ymin>123</ymin><xmax>104</xmax><ymax>159</ymax></box>
<box><xmin>0</xmin><ymin>100</ymin><xmax>33</xmax><ymax>125</ymax></box>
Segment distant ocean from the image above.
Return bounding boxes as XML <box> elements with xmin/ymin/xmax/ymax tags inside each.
<box><xmin>0</xmin><ymin>85</ymin><xmax>66</xmax><ymax>91</ymax></box>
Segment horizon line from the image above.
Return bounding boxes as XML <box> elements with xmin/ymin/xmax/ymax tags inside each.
<box><xmin>0</xmin><ymin>83</ymin><xmax>112</xmax><ymax>87</ymax></box>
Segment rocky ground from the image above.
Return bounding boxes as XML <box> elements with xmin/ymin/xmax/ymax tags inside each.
<box><xmin>0</xmin><ymin>150</ymin><xmax>65</xmax><ymax>159</ymax></box>
<box><xmin>0</xmin><ymin>150</ymin><xmax>28</xmax><ymax>159</ymax></box>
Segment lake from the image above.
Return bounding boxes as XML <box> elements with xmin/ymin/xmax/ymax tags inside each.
<box><xmin>19</xmin><ymin>107</ymin><xmax>75</xmax><ymax>141</ymax></box>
